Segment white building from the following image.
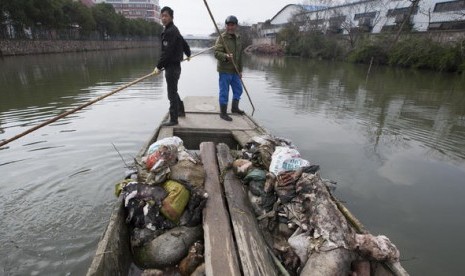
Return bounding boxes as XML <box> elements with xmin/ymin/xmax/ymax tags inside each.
<box><xmin>255</xmin><ymin>4</ymin><xmax>326</xmax><ymax>37</ymax></box>
<box><xmin>94</xmin><ymin>0</ymin><xmax>160</xmax><ymax>22</ymax></box>
<box><xmin>262</xmin><ymin>0</ymin><xmax>465</xmax><ymax>36</ymax></box>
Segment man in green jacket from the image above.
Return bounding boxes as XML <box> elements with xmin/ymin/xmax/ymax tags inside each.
<box><xmin>214</xmin><ymin>15</ymin><xmax>244</xmax><ymax>121</ymax></box>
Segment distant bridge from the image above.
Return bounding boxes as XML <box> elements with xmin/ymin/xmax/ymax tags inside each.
<box><xmin>184</xmin><ymin>35</ymin><xmax>216</xmax><ymax>48</ymax></box>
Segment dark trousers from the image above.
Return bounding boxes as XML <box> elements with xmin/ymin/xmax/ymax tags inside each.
<box><xmin>165</xmin><ymin>64</ymin><xmax>181</xmax><ymax>122</ymax></box>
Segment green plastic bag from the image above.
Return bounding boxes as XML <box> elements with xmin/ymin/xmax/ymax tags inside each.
<box><xmin>161</xmin><ymin>180</ymin><xmax>190</xmax><ymax>222</ymax></box>
<box><xmin>243</xmin><ymin>169</ymin><xmax>267</xmax><ymax>183</ymax></box>
<box><xmin>114</xmin><ymin>179</ymin><xmax>135</xmax><ymax>197</ymax></box>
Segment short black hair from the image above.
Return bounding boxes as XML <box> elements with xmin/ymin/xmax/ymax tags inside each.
<box><xmin>161</xmin><ymin>6</ymin><xmax>173</xmax><ymax>17</ymax></box>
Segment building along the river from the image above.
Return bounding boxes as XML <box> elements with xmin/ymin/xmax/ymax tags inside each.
<box><xmin>93</xmin><ymin>0</ymin><xmax>161</xmax><ymax>22</ymax></box>
<box><xmin>255</xmin><ymin>0</ymin><xmax>465</xmax><ymax>37</ymax></box>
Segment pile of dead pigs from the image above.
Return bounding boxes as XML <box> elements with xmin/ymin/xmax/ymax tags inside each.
<box><xmin>115</xmin><ymin>135</ymin><xmax>401</xmax><ymax>275</ymax></box>
<box><xmin>235</xmin><ymin>136</ymin><xmax>401</xmax><ymax>275</ymax></box>
<box><xmin>116</xmin><ymin>136</ymin><xmax>208</xmax><ymax>275</ymax></box>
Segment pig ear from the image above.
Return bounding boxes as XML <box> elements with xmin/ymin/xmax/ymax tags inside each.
<box><xmin>126</xmin><ymin>208</ymin><xmax>134</xmax><ymax>223</ymax></box>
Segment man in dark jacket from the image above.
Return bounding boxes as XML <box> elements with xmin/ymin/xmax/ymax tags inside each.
<box><xmin>153</xmin><ymin>6</ymin><xmax>191</xmax><ymax>126</ymax></box>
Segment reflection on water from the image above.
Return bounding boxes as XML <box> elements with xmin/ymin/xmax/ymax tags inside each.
<box><xmin>247</xmin><ymin>54</ymin><xmax>465</xmax><ymax>164</ymax></box>
<box><xmin>0</xmin><ymin>48</ymin><xmax>166</xmax><ymax>275</ymax></box>
<box><xmin>0</xmin><ymin>48</ymin><xmax>465</xmax><ymax>275</ymax></box>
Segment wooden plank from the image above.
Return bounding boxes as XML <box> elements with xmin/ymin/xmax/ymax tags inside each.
<box><xmin>231</xmin><ymin>130</ymin><xmax>252</xmax><ymax>147</ymax></box>
<box><xmin>183</xmin><ymin>96</ymin><xmax>220</xmax><ymax>113</ymax></box>
<box><xmin>177</xmin><ymin>113</ymin><xmax>256</xmax><ymax>130</ymax></box>
<box><xmin>216</xmin><ymin>143</ymin><xmax>278</xmax><ymax>276</ymax></box>
<box><xmin>156</xmin><ymin>127</ymin><xmax>173</xmax><ymax>140</ymax></box>
<box><xmin>200</xmin><ymin>142</ymin><xmax>241</xmax><ymax>276</ymax></box>
<box><xmin>232</xmin><ymin>128</ymin><xmax>267</xmax><ymax>147</ymax></box>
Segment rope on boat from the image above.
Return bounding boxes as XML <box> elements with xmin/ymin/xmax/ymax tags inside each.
<box><xmin>202</xmin><ymin>0</ymin><xmax>256</xmax><ymax>115</ymax></box>
<box><xmin>0</xmin><ymin>46</ymin><xmax>214</xmax><ymax>148</ymax></box>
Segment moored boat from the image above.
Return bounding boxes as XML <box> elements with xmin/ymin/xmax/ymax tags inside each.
<box><xmin>87</xmin><ymin>96</ymin><xmax>408</xmax><ymax>276</ymax></box>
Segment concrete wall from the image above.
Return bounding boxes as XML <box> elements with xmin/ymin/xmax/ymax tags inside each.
<box><xmin>389</xmin><ymin>29</ymin><xmax>465</xmax><ymax>44</ymax></box>
<box><xmin>0</xmin><ymin>40</ymin><xmax>159</xmax><ymax>57</ymax></box>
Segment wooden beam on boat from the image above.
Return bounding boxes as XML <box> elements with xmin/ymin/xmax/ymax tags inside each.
<box><xmin>200</xmin><ymin>142</ymin><xmax>241</xmax><ymax>276</ymax></box>
<box><xmin>231</xmin><ymin>130</ymin><xmax>254</xmax><ymax>147</ymax></box>
<box><xmin>156</xmin><ymin>127</ymin><xmax>174</xmax><ymax>140</ymax></box>
<box><xmin>86</xmin><ymin>197</ymin><xmax>131</xmax><ymax>276</ymax></box>
<box><xmin>216</xmin><ymin>143</ymin><xmax>278</xmax><ymax>276</ymax></box>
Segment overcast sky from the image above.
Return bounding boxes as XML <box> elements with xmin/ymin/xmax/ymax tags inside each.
<box><xmin>159</xmin><ymin>0</ymin><xmax>298</xmax><ymax>36</ymax></box>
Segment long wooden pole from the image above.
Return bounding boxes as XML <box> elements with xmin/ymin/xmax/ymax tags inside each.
<box><xmin>202</xmin><ymin>0</ymin><xmax>256</xmax><ymax>115</ymax></box>
<box><xmin>0</xmin><ymin>46</ymin><xmax>214</xmax><ymax>148</ymax></box>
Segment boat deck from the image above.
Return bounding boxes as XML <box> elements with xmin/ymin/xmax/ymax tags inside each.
<box><xmin>153</xmin><ymin>96</ymin><xmax>266</xmax><ymax>149</ymax></box>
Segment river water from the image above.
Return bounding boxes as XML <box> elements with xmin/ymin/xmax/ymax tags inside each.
<box><xmin>1</xmin><ymin>48</ymin><xmax>464</xmax><ymax>275</ymax></box>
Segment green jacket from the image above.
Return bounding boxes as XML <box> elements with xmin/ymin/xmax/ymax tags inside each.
<box><xmin>214</xmin><ymin>32</ymin><xmax>243</xmax><ymax>74</ymax></box>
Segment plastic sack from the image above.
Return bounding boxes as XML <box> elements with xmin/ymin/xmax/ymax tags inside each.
<box><xmin>170</xmin><ymin>160</ymin><xmax>206</xmax><ymax>189</ymax></box>
<box><xmin>146</xmin><ymin>167</ymin><xmax>170</xmax><ymax>185</ymax></box>
<box><xmin>177</xmin><ymin>149</ymin><xmax>201</xmax><ymax>164</ymax></box>
<box><xmin>269</xmin><ymin>146</ymin><xmax>310</xmax><ymax>175</ymax></box>
<box><xmin>161</xmin><ymin>180</ymin><xmax>190</xmax><ymax>222</ymax></box>
<box><xmin>243</xmin><ymin>169</ymin><xmax>267</xmax><ymax>184</ymax></box>
<box><xmin>147</xmin><ymin>136</ymin><xmax>184</xmax><ymax>155</ymax></box>
<box><xmin>145</xmin><ymin>144</ymin><xmax>178</xmax><ymax>171</ymax></box>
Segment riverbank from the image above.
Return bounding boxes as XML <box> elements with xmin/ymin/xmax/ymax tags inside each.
<box><xmin>260</xmin><ymin>29</ymin><xmax>465</xmax><ymax>73</ymax></box>
<box><xmin>244</xmin><ymin>44</ymin><xmax>284</xmax><ymax>56</ymax></box>
<box><xmin>347</xmin><ymin>31</ymin><xmax>465</xmax><ymax>73</ymax></box>
<box><xmin>0</xmin><ymin>39</ymin><xmax>159</xmax><ymax>57</ymax></box>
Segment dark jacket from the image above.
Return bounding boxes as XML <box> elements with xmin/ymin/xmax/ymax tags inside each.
<box><xmin>214</xmin><ymin>32</ymin><xmax>242</xmax><ymax>74</ymax></box>
<box><xmin>157</xmin><ymin>21</ymin><xmax>191</xmax><ymax>69</ymax></box>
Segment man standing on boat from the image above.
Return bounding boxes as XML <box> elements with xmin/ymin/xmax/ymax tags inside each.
<box><xmin>153</xmin><ymin>6</ymin><xmax>191</xmax><ymax>126</ymax></box>
<box><xmin>214</xmin><ymin>15</ymin><xmax>244</xmax><ymax>121</ymax></box>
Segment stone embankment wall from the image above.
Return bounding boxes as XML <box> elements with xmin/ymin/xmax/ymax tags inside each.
<box><xmin>0</xmin><ymin>40</ymin><xmax>159</xmax><ymax>56</ymax></box>
<box><xmin>399</xmin><ymin>30</ymin><xmax>465</xmax><ymax>44</ymax></box>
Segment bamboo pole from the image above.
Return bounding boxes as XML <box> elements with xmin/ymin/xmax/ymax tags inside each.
<box><xmin>365</xmin><ymin>56</ymin><xmax>374</xmax><ymax>84</ymax></box>
<box><xmin>0</xmin><ymin>46</ymin><xmax>214</xmax><ymax>148</ymax></box>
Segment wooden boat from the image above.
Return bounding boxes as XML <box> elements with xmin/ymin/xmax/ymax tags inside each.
<box><xmin>87</xmin><ymin>96</ymin><xmax>408</xmax><ymax>276</ymax></box>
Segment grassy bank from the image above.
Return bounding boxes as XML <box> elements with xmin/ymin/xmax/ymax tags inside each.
<box><xmin>278</xmin><ymin>27</ymin><xmax>465</xmax><ymax>73</ymax></box>
<box><xmin>349</xmin><ymin>36</ymin><xmax>464</xmax><ymax>72</ymax></box>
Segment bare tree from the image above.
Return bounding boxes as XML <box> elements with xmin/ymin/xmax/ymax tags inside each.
<box><xmin>390</xmin><ymin>0</ymin><xmax>420</xmax><ymax>48</ymax></box>
<box><xmin>301</xmin><ymin>0</ymin><xmax>353</xmax><ymax>5</ymax></box>
<box><xmin>328</xmin><ymin>1</ymin><xmax>384</xmax><ymax>48</ymax></box>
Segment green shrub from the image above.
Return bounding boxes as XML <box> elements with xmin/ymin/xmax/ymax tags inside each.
<box><xmin>278</xmin><ymin>25</ymin><xmax>464</xmax><ymax>73</ymax></box>
<box><xmin>436</xmin><ymin>45</ymin><xmax>462</xmax><ymax>72</ymax></box>
<box><xmin>348</xmin><ymin>43</ymin><xmax>388</xmax><ymax>64</ymax></box>
<box><xmin>388</xmin><ymin>38</ymin><xmax>420</xmax><ymax>67</ymax></box>
<box><xmin>389</xmin><ymin>38</ymin><xmax>463</xmax><ymax>72</ymax></box>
